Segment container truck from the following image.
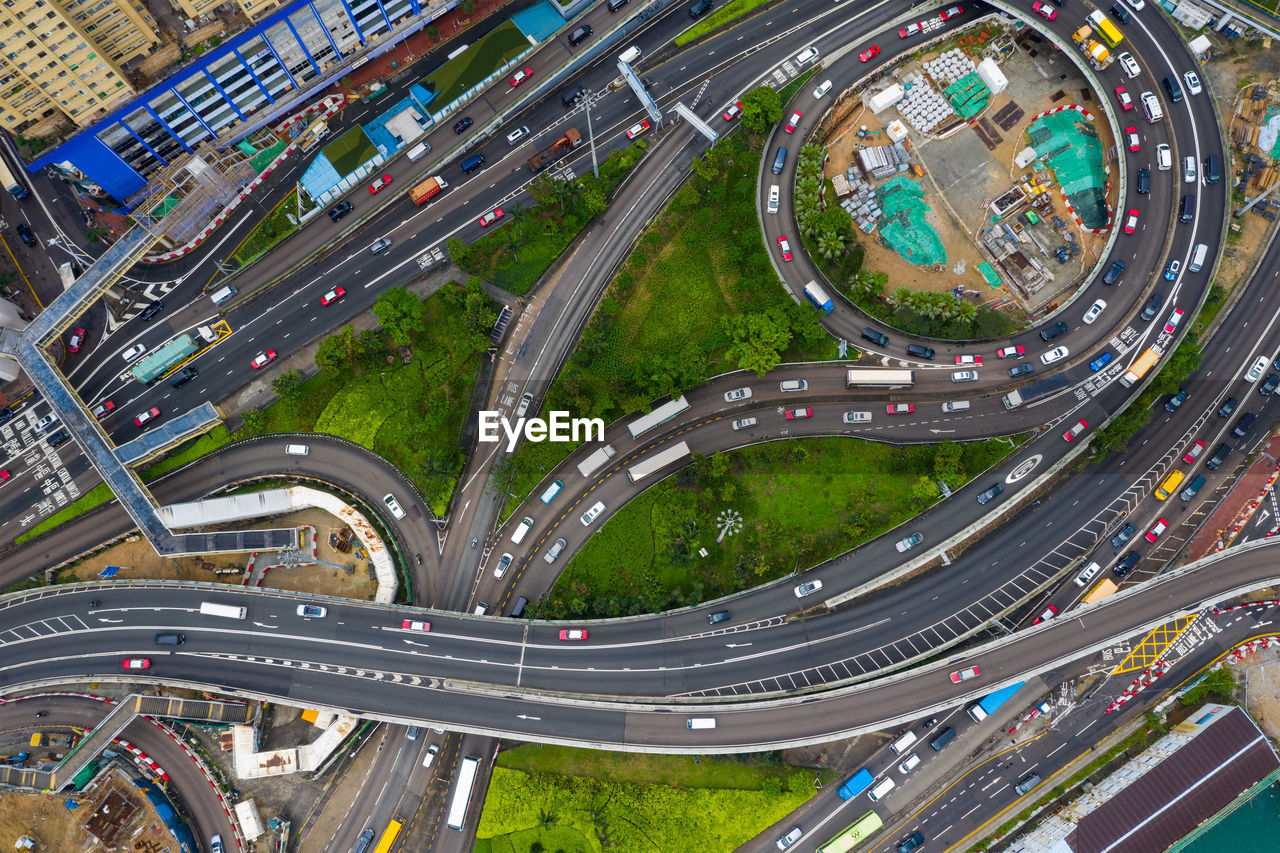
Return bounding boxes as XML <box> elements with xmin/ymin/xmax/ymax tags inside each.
<box><xmin>967</xmin><ymin>681</ymin><xmax>1026</xmax><ymax>722</ymax></box>
<box><xmin>1082</xmin><ymin>578</ymin><xmax>1119</xmax><ymax>604</ymax></box>
<box><xmin>409</xmin><ymin>175</ymin><xmax>448</xmax><ymax>205</ymax></box>
<box><xmin>1002</xmin><ymin>374</ymin><xmax>1070</xmax><ymax>410</ymax></box>
<box><xmin>200</xmin><ymin>601</ymin><xmax>247</xmax><ymax>619</ymax></box>
<box><xmin>836</xmin><ymin>768</ymin><xmax>875</xmax><ymax>800</ymax></box>
<box><xmin>576</xmin><ymin>443</ymin><xmax>616</xmax><ymax>478</ymax></box>
<box><xmin>528</xmin><ymin>128</ymin><xmax>582</xmax><ymax>173</ymax></box>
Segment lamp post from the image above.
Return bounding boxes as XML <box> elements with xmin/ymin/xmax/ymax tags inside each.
<box><xmin>584</xmin><ymin>89</ymin><xmax>600</xmax><ymax>179</ymax></box>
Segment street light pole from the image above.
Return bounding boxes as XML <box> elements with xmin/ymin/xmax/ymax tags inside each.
<box><xmin>584</xmin><ymin>90</ymin><xmax>600</xmax><ymax>179</ymax></box>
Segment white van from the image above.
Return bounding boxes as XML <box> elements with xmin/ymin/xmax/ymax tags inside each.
<box><xmin>1140</xmin><ymin>91</ymin><xmax>1163</xmax><ymax>124</ymax></box>
<box><xmin>1182</xmin><ymin>156</ymin><xmax>1197</xmax><ymax>184</ymax></box>
<box><xmin>406</xmin><ymin>141</ymin><xmax>430</xmax><ymax>161</ymax></box>
<box><xmin>510</xmin><ymin>516</ymin><xmax>534</xmax><ymax>544</ymax></box>
<box><xmin>868</xmin><ymin>777</ymin><xmax>896</xmax><ymax>802</ymax></box>
<box><xmin>898</xmin><ymin>753</ymin><xmax>921</xmax><ymax>774</ymax></box>
<box><xmin>686</xmin><ymin>718</ymin><xmax>716</xmax><ymax>729</ymax></box>
<box><xmin>1188</xmin><ymin>242</ymin><xmax>1208</xmax><ymax>273</ymax></box>
<box><xmin>285</xmin><ymin>444</ymin><xmax>309</xmax><ymax>456</ymax></box>
<box><xmin>619</xmin><ymin>45</ymin><xmax>642</xmax><ymax>63</ymax></box>
<box><xmin>1155</xmin><ymin>143</ymin><xmax>1172</xmax><ymax>171</ymax></box>
<box><xmin>473</xmin><ymin>602</ymin><xmax>489</xmax><ymax>616</ymax></box>
<box><xmin>581</xmin><ymin>501</ymin><xmax>605</xmax><ymax>526</ymax></box>
<box><xmin>767</xmin><ymin>185</ymin><xmax>780</xmax><ymax>214</ymax></box>
<box><xmin>1075</xmin><ymin>560</ymin><xmax>1102</xmax><ymax>587</ymax></box>
<box><xmin>210</xmin><ymin>284</ymin><xmax>237</xmax><ymax>306</ymax></box>
<box><xmin>889</xmin><ymin>731</ymin><xmax>918</xmax><ymax>755</ymax></box>
<box><xmin>942</xmin><ymin>400</ymin><xmax>970</xmax><ymax>413</ymax></box>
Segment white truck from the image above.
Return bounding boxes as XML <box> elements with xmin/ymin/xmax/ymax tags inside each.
<box><xmin>200</xmin><ymin>601</ymin><xmax>246</xmax><ymax>619</ymax></box>
<box><xmin>576</xmin><ymin>444</ymin><xmax>617</xmax><ymax>478</ymax></box>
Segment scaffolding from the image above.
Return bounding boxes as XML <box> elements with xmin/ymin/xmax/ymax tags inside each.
<box><xmin>127</xmin><ymin>141</ymin><xmax>256</xmax><ymax>248</ymax></box>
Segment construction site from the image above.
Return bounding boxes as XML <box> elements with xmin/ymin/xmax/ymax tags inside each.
<box><xmin>812</xmin><ymin>14</ymin><xmax>1120</xmax><ymax>318</ymax></box>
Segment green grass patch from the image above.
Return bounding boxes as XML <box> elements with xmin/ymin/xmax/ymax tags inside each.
<box><xmin>532</xmin><ymin>436</ymin><xmax>1025</xmax><ymax>619</ymax></box>
<box><xmin>1194</xmin><ymin>284</ymin><xmax>1227</xmax><ymax>332</ymax></box>
<box><xmin>675</xmin><ymin>0</ymin><xmax>775</xmax><ymax>45</ymax></box>
<box><xmin>478</xmin><ymin>746</ymin><xmax>819</xmax><ymax>853</ymax></box>
<box><xmin>16</xmin><ymin>483</ymin><xmax>114</xmax><ymax>546</ymax></box>
<box><xmin>451</xmin><ymin>143</ymin><xmax>645</xmax><ymax>294</ymax></box>
<box><xmin>422</xmin><ymin>20</ymin><xmax>529</xmax><ymax>106</ymax></box>
<box><xmin>232</xmin><ymin>188</ymin><xmax>300</xmax><ymax>265</ymax></box>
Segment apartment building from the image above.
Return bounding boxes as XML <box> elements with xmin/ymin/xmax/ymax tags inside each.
<box><xmin>0</xmin><ymin>0</ymin><xmax>160</xmax><ymax>136</ymax></box>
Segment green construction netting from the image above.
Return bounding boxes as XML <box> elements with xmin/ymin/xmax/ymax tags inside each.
<box><xmin>876</xmin><ymin>176</ymin><xmax>947</xmax><ymax>267</ymax></box>
<box><xmin>944</xmin><ymin>73</ymin><xmax>990</xmax><ymax>119</ymax></box>
<box><xmin>152</xmin><ymin>196</ymin><xmax>180</xmax><ymax>218</ymax></box>
<box><xmin>977</xmin><ymin>261</ymin><xmax>1002</xmax><ymax>288</ymax></box>
<box><xmin>1026</xmin><ymin>111</ymin><xmax>1108</xmax><ymax>229</ymax></box>
<box><xmin>1265</xmin><ymin>105</ymin><xmax>1280</xmax><ymax>160</ymax></box>
<box><xmin>237</xmin><ymin>140</ymin><xmax>258</xmax><ymax>156</ymax></box>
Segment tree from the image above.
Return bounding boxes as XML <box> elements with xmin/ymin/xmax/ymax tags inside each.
<box><xmin>740</xmin><ymin>85</ymin><xmax>783</xmax><ymax>135</ymax></box>
<box><xmin>86</xmin><ymin>225</ymin><xmax>109</xmax><ymax>244</ymax></box>
<box><xmin>526</xmin><ymin>174</ymin><xmax>560</xmax><ymax>208</ymax></box>
<box><xmin>932</xmin><ymin>440</ymin><xmax>963</xmax><ymax>487</ymax></box>
<box><xmin>271</xmin><ymin>370</ymin><xmax>307</xmax><ymax>403</ymax></box>
<box><xmin>911</xmin><ymin>475</ymin><xmax>940</xmax><ymax>507</ymax></box>
<box><xmin>500</xmin><ymin>225</ymin><xmax>522</xmax><ymax>262</ymax></box>
<box><xmin>462</xmin><ymin>277</ymin><xmax>492</xmax><ymax>333</ymax></box>
<box><xmin>723</xmin><ymin>309</ymin><xmax>793</xmax><ymax>375</ymax></box>
<box><xmin>315</xmin><ymin>324</ymin><xmax>357</xmax><ymax>373</ymax></box>
<box><xmin>372</xmin><ymin>286</ymin><xmax>426</xmax><ymax>345</ymax></box>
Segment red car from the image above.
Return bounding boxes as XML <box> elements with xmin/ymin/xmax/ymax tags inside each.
<box><xmin>560</xmin><ymin>629</ymin><xmax>588</xmax><ymax>641</ymax></box>
<box><xmin>250</xmin><ymin>350</ymin><xmax>277</xmax><ymax>370</ymax></box>
<box><xmin>887</xmin><ymin>403</ymin><xmax>914</xmax><ymax>415</ymax></box>
<box><xmin>785</xmin><ymin>111</ymin><xmax>802</xmax><ymax>133</ymax></box>
<box><xmin>625</xmin><ymin>120</ymin><xmax>651</xmax><ymax>139</ymax></box>
<box><xmin>723</xmin><ymin>101</ymin><xmax>742</xmax><ymax>121</ymax></box>
<box><xmin>1062</xmin><ymin>419</ymin><xmax>1088</xmax><ymax>442</ymax></box>
<box><xmin>785</xmin><ymin>407</ymin><xmax>812</xmax><ymax>420</ymax></box>
<box><xmin>899</xmin><ymin>22</ymin><xmax>923</xmax><ymax>37</ymax></box>
<box><xmin>1115</xmin><ymin>85</ymin><xmax>1134</xmax><ymax>111</ymax></box>
<box><xmin>1033</xmin><ymin>605</ymin><xmax>1058</xmax><ymax>624</ymax></box>
<box><xmin>1164</xmin><ymin>308</ymin><xmax>1185</xmax><ymax>333</ymax></box>
<box><xmin>1184</xmin><ymin>440</ymin><xmax>1206</xmax><ymax>463</ymax></box>
<box><xmin>68</xmin><ymin>328</ymin><xmax>86</xmax><ymax>353</ymax></box>
<box><xmin>368</xmin><ymin>174</ymin><xmax>392</xmax><ymax>194</ymax></box>
<box><xmin>123</xmin><ymin>658</ymin><xmax>151</xmax><ymax>670</ymax></box>
<box><xmin>402</xmin><ymin>620</ymin><xmax>431</xmax><ymax>632</ymax></box>
<box><xmin>939</xmin><ymin>5</ymin><xmax>963</xmax><ymax>19</ymax></box>
<box><xmin>997</xmin><ymin>345</ymin><xmax>1025</xmax><ymax>358</ymax></box>
<box><xmin>1124</xmin><ymin>127</ymin><xmax>1141</xmax><ymax>152</ymax></box>
<box><xmin>0</xmin><ymin>470</ymin><xmax>9</xmax><ymax>483</ymax></box>
<box><xmin>777</xmin><ymin>236</ymin><xmax>793</xmax><ymax>261</ymax></box>
<box><xmin>1032</xmin><ymin>1</ymin><xmax>1056</xmax><ymax>20</ymax></box>
<box><xmin>1145</xmin><ymin>518</ymin><xmax>1168</xmax><ymax>542</ymax></box>
<box><xmin>320</xmin><ymin>286</ymin><xmax>346</xmax><ymax>306</ymax></box>
<box><xmin>510</xmin><ymin>66</ymin><xmax>533</xmax><ymax>87</ymax></box>
<box><xmin>951</xmin><ymin>666</ymin><xmax>980</xmax><ymax>683</ymax></box>
<box><xmin>955</xmin><ymin>355</ymin><xmax>982</xmax><ymax>365</ymax></box>
<box><xmin>478</xmin><ymin>208</ymin><xmax>504</xmax><ymax>227</ymax></box>
<box><xmin>1123</xmin><ymin>209</ymin><xmax>1139</xmax><ymax>234</ymax></box>
<box><xmin>859</xmin><ymin>45</ymin><xmax>881</xmax><ymax>62</ymax></box>
<box><xmin>91</xmin><ymin>400</ymin><xmax>115</xmax><ymax>420</ymax></box>
<box><xmin>134</xmin><ymin>406</ymin><xmax>160</xmax><ymax>428</ymax></box>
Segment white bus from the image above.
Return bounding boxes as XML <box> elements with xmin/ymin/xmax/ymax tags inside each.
<box><xmin>625</xmin><ymin>440</ymin><xmax>691</xmax><ymax>484</ymax></box>
<box><xmin>199</xmin><ymin>601</ymin><xmax>246</xmax><ymax>619</ymax></box>
<box><xmin>446</xmin><ymin>755</ymin><xmax>481</xmax><ymax>830</ymax></box>
<box><xmin>845</xmin><ymin>369</ymin><xmax>915</xmax><ymax>389</ymax></box>
<box><xmin>626</xmin><ymin>395</ymin><xmax>690</xmax><ymax>439</ymax></box>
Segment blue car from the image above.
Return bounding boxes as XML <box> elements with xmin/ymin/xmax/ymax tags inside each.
<box><xmin>1090</xmin><ymin>352</ymin><xmax>1114</xmax><ymax>372</ymax></box>
<box><xmin>1164</xmin><ymin>259</ymin><xmax>1181</xmax><ymax>281</ymax></box>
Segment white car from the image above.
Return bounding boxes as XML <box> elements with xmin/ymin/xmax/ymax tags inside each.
<box><xmin>581</xmin><ymin>501</ymin><xmax>605</xmax><ymax>526</ymax></box>
<box><xmin>731</xmin><ymin>417</ymin><xmax>757</xmax><ymax>430</ymax></box>
<box><xmin>1246</xmin><ymin>355</ymin><xmax>1270</xmax><ymax>383</ymax></box>
<box><xmin>767</xmin><ymin>185</ymin><xmax>780</xmax><ymax>214</ymax></box>
<box><xmin>506</xmin><ymin>125</ymin><xmax>530</xmax><ymax>145</ymax></box>
<box><xmin>813</xmin><ymin>80</ymin><xmax>833</xmax><ymax>98</ymax></box>
<box><xmin>898</xmin><ymin>754</ymin><xmax>921</xmax><ymax>774</ymax></box>
<box><xmin>1041</xmin><ymin>346</ymin><xmax>1069</xmax><ymax>365</ymax></box>
<box><xmin>297</xmin><ymin>604</ymin><xmax>327</xmax><ymax>618</ymax></box>
<box><xmin>1118</xmin><ymin>52</ymin><xmax>1141</xmax><ymax>79</ymax></box>
<box><xmin>1124</xmin><ymin>0</ymin><xmax>1144</xmax><ymax>8</ymax></box>
<box><xmin>423</xmin><ymin>744</ymin><xmax>440</xmax><ymax>768</ymax></box>
<box><xmin>795</xmin><ymin>46</ymin><xmax>819</xmax><ymax>64</ymax></box>
<box><xmin>895</xmin><ymin>532</ymin><xmax>924</xmax><ymax>552</ymax></box>
<box><xmin>951</xmin><ymin>370</ymin><xmax>978</xmax><ymax>382</ymax></box>
<box><xmin>725</xmin><ymin>387</ymin><xmax>752</xmax><ymax>402</ymax></box>
<box><xmin>795</xmin><ymin>580</ymin><xmax>824</xmax><ymax>598</ymax></box>
<box><xmin>1156</xmin><ymin>143</ymin><xmax>1172</xmax><ymax>171</ymax></box>
<box><xmin>1082</xmin><ymin>299</ymin><xmax>1107</xmax><ymax>325</ymax></box>
<box><xmin>122</xmin><ymin>343</ymin><xmax>147</xmax><ymax>362</ymax></box>
<box><xmin>1183</xmin><ymin>70</ymin><xmax>1202</xmax><ymax>96</ymax></box>
<box><xmin>776</xmin><ymin>828</ymin><xmax>804</xmax><ymax>851</ymax></box>
<box><xmin>493</xmin><ymin>553</ymin><xmax>513</xmax><ymax>579</ymax></box>
<box><xmin>383</xmin><ymin>494</ymin><xmax>406</xmax><ymax>519</ymax></box>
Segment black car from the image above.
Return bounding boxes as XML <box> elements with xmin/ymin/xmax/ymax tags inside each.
<box><xmin>897</xmin><ymin>833</ymin><xmax>925</xmax><ymax>853</ymax></box>
<box><xmin>1102</xmin><ymin>260</ymin><xmax>1125</xmax><ymax>285</ymax></box>
<box><xmin>708</xmin><ymin>610</ymin><xmax>731</xmax><ymax>624</ymax></box>
<box><xmin>140</xmin><ymin>300</ymin><xmax>164</xmax><ymax>321</ymax></box>
<box><xmin>976</xmin><ymin>483</ymin><xmax>1004</xmax><ymax>504</ymax></box>
<box><xmin>907</xmin><ymin>343</ymin><xmax>935</xmax><ymax>360</ymax></box>
<box><xmin>1141</xmin><ymin>292</ymin><xmax>1164</xmax><ymax>321</ymax></box>
<box><xmin>1164</xmin><ymin>388</ymin><xmax>1188</xmax><ymax>412</ymax></box>
<box><xmin>453</xmin><ymin>117</ymin><xmax>473</xmax><ymax>134</ymax></box>
<box><xmin>16</xmin><ymin>223</ymin><xmax>36</xmax><ymax>247</ymax></box>
<box><xmin>46</xmin><ymin>428</ymin><xmax>70</xmax><ymax>448</ymax></box>
<box><xmin>689</xmin><ymin>0</ymin><xmax>712</xmax><ymax>17</ymax></box>
<box><xmin>1111</xmin><ymin>522</ymin><xmax>1136</xmax><ymax>548</ymax></box>
<box><xmin>328</xmin><ymin>201</ymin><xmax>353</xmax><ymax>222</ymax></box>
<box><xmin>1114</xmin><ymin>551</ymin><xmax>1141</xmax><ymax>576</ymax></box>
<box><xmin>1136</xmin><ymin>167</ymin><xmax>1151</xmax><ymax>194</ymax></box>
<box><xmin>1218</xmin><ymin>396</ymin><xmax>1238</xmax><ymax>418</ymax></box>
<box><xmin>1206</xmin><ymin>443</ymin><xmax>1231</xmax><ymax>470</ymax></box>
<box><xmin>1008</xmin><ymin>362</ymin><xmax>1035</xmax><ymax>378</ymax></box>
<box><xmin>1039</xmin><ymin>321</ymin><xmax>1068</xmax><ymax>342</ymax></box>
<box><xmin>1110</xmin><ymin>2</ymin><xmax>1130</xmax><ymax>22</ymax></box>
<box><xmin>1261</xmin><ymin>374</ymin><xmax>1279</xmax><ymax>396</ymax></box>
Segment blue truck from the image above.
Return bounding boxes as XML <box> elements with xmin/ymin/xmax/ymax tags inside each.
<box><xmin>836</xmin><ymin>767</ymin><xmax>875</xmax><ymax>800</ymax></box>
<box><xmin>967</xmin><ymin>681</ymin><xmax>1026</xmax><ymax>722</ymax></box>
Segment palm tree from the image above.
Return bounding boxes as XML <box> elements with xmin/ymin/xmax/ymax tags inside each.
<box><xmin>501</xmin><ymin>225</ymin><xmax>522</xmax><ymax>262</ymax></box>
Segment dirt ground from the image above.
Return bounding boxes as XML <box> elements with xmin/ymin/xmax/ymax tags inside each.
<box><xmin>821</xmin><ymin>23</ymin><xmax>1116</xmax><ymax>315</ymax></box>
<box><xmin>60</xmin><ymin>507</ymin><xmax>377</xmax><ymax>601</ymax></box>
<box><xmin>1233</xmin><ymin>646</ymin><xmax>1280</xmax><ymax>740</ymax></box>
<box><xmin>0</xmin><ymin>777</ymin><xmax>175</xmax><ymax>853</ymax></box>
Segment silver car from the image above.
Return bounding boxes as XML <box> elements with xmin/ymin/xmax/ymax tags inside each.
<box><xmin>895</xmin><ymin>532</ymin><xmax>924</xmax><ymax>553</ymax></box>
<box><xmin>370</xmin><ymin>237</ymin><xmax>392</xmax><ymax>253</ymax></box>
<box><xmin>776</xmin><ymin>827</ymin><xmax>804</xmax><ymax>850</ymax></box>
<box><xmin>122</xmin><ymin>343</ymin><xmax>147</xmax><ymax>362</ymax></box>
<box><xmin>543</xmin><ymin>538</ymin><xmax>567</xmax><ymax>564</ymax></box>
<box><xmin>731</xmin><ymin>417</ymin><xmax>757</xmax><ymax>431</ymax></box>
<box><xmin>724</xmin><ymin>387</ymin><xmax>752</xmax><ymax>402</ymax></box>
